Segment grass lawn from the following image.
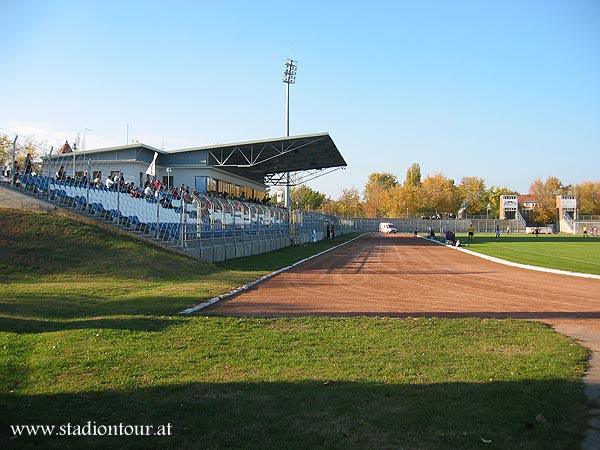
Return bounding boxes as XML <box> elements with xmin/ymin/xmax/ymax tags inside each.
<box><xmin>454</xmin><ymin>232</ymin><xmax>600</xmax><ymax>275</ymax></box>
<box><xmin>0</xmin><ymin>209</ymin><xmax>591</xmax><ymax>449</ymax></box>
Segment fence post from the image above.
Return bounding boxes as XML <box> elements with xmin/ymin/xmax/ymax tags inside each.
<box><xmin>117</xmin><ymin>181</ymin><xmax>121</xmax><ymax>217</ymax></box>
<box><xmin>179</xmin><ymin>196</ymin><xmax>184</xmax><ymax>247</ymax></box>
<box><xmin>156</xmin><ymin>192</ymin><xmax>160</xmax><ymax>239</ymax></box>
<box><xmin>11</xmin><ymin>135</ymin><xmax>18</xmax><ymax>187</ymax></box>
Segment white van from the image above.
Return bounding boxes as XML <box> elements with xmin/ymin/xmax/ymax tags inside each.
<box><xmin>379</xmin><ymin>222</ymin><xmax>397</xmax><ymax>234</ymax></box>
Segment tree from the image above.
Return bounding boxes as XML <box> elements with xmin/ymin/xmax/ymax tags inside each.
<box><xmin>290</xmin><ymin>185</ymin><xmax>326</xmax><ymax>211</ymax></box>
<box><xmin>421</xmin><ymin>174</ymin><xmax>460</xmax><ymax>214</ymax></box>
<box><xmin>529</xmin><ymin>176</ymin><xmax>565</xmax><ymax>224</ymax></box>
<box><xmin>364</xmin><ymin>172</ymin><xmax>398</xmax><ymax>217</ymax></box>
<box><xmin>485</xmin><ymin>186</ymin><xmax>517</xmax><ymax>218</ymax></box>
<box><xmin>336</xmin><ymin>188</ymin><xmax>365</xmax><ymax>217</ymax></box>
<box><xmin>404</xmin><ymin>163</ymin><xmax>422</xmax><ymax>187</ymax></box>
<box><xmin>458</xmin><ymin>176</ymin><xmax>487</xmax><ymax>215</ymax></box>
<box><xmin>0</xmin><ymin>134</ymin><xmax>11</xmax><ymax>166</ymax></box>
<box><xmin>574</xmin><ymin>181</ymin><xmax>600</xmax><ymax>216</ymax></box>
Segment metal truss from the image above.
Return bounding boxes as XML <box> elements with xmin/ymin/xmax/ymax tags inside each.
<box><xmin>208</xmin><ymin>136</ymin><xmax>326</xmax><ymax>168</ymax></box>
<box><xmin>266</xmin><ymin>167</ymin><xmax>345</xmax><ymax>187</ymax></box>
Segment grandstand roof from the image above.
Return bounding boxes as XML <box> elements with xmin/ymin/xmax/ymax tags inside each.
<box><xmin>45</xmin><ymin>133</ymin><xmax>346</xmax><ymax>184</ymax></box>
<box><xmin>191</xmin><ymin>133</ymin><xmax>347</xmax><ymax>183</ymax></box>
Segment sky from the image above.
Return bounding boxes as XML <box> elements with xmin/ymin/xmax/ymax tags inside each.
<box><xmin>1</xmin><ymin>0</ymin><xmax>599</xmax><ymax>197</ymax></box>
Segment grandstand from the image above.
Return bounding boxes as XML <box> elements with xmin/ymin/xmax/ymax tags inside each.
<box><xmin>42</xmin><ymin>133</ymin><xmax>347</xmax><ymax>202</ymax></box>
<box><xmin>6</xmin><ymin>172</ymin><xmax>366</xmax><ymax>262</ymax></box>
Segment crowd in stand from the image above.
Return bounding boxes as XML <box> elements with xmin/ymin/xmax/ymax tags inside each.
<box><xmin>3</xmin><ymin>160</ymin><xmax>274</xmax><ymax>208</ymax></box>
<box><xmin>204</xmin><ymin>189</ymin><xmax>271</xmax><ymax>205</ymax></box>
<box><xmin>49</xmin><ymin>166</ymin><xmax>272</xmax><ymax>207</ymax></box>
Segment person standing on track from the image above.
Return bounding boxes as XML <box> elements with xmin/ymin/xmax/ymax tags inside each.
<box><xmin>467</xmin><ymin>224</ymin><xmax>475</xmax><ymax>243</ymax></box>
<box><xmin>413</xmin><ymin>227</ymin><xmax>418</xmax><ymax>237</ymax></box>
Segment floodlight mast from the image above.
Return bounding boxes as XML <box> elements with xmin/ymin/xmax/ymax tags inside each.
<box><xmin>282</xmin><ymin>58</ymin><xmax>297</xmax><ymax>208</ymax></box>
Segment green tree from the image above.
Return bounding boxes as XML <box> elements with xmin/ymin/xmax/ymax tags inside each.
<box><xmin>485</xmin><ymin>186</ymin><xmax>518</xmax><ymax>218</ymax></box>
<box><xmin>335</xmin><ymin>187</ymin><xmax>365</xmax><ymax>217</ymax></box>
<box><xmin>290</xmin><ymin>185</ymin><xmax>327</xmax><ymax>211</ymax></box>
<box><xmin>405</xmin><ymin>163</ymin><xmax>422</xmax><ymax>187</ymax></box>
<box><xmin>458</xmin><ymin>176</ymin><xmax>487</xmax><ymax>215</ymax></box>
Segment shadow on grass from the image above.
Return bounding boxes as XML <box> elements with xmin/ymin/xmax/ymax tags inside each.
<box><xmin>1</xmin><ymin>379</ymin><xmax>586</xmax><ymax>449</ymax></box>
<box><xmin>0</xmin><ymin>315</ymin><xmax>186</xmax><ymax>334</ymax></box>
<box><xmin>206</xmin><ymin>306</ymin><xmax>600</xmax><ymax>320</ymax></box>
<box><xmin>0</xmin><ymin>292</ymin><xmax>208</xmax><ymax>320</ymax></box>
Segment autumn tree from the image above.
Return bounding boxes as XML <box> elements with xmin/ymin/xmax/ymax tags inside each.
<box><xmin>529</xmin><ymin>176</ymin><xmax>565</xmax><ymax>224</ymax></box>
<box><xmin>458</xmin><ymin>176</ymin><xmax>487</xmax><ymax>215</ymax></box>
<box><xmin>574</xmin><ymin>181</ymin><xmax>600</xmax><ymax>216</ymax></box>
<box><xmin>363</xmin><ymin>172</ymin><xmax>398</xmax><ymax>217</ymax></box>
<box><xmin>421</xmin><ymin>174</ymin><xmax>460</xmax><ymax>214</ymax></box>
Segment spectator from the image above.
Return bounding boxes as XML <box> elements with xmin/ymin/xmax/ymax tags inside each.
<box><xmin>56</xmin><ymin>166</ymin><xmax>66</xmax><ymax>180</ymax></box>
<box><xmin>105</xmin><ymin>176</ymin><xmax>114</xmax><ymax>189</ymax></box>
<box><xmin>24</xmin><ymin>153</ymin><xmax>33</xmax><ymax>174</ymax></box>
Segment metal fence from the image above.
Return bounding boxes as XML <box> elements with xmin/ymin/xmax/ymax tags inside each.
<box><xmin>6</xmin><ymin>173</ymin><xmax>524</xmax><ymax>263</ymax></box>
<box><xmin>574</xmin><ymin>221</ymin><xmax>600</xmax><ymax>235</ymax></box>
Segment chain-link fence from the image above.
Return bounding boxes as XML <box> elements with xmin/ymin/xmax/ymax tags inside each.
<box><xmin>5</xmin><ymin>171</ymin><xmax>525</xmax><ymax>262</ymax></box>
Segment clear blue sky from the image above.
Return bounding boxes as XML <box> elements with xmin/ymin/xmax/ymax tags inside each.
<box><xmin>1</xmin><ymin>0</ymin><xmax>599</xmax><ymax>196</ymax></box>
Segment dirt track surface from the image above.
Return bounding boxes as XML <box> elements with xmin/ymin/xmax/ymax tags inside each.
<box><xmin>207</xmin><ymin>232</ymin><xmax>600</xmax><ymax>447</ymax></box>
<box><xmin>208</xmin><ymin>233</ymin><xmax>600</xmax><ymax>319</ymax></box>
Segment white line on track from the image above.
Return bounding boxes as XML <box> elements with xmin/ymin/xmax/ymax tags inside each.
<box><xmin>180</xmin><ymin>232</ymin><xmax>369</xmax><ymax>314</ymax></box>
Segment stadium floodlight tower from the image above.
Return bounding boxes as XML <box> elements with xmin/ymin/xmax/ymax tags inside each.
<box><xmin>282</xmin><ymin>58</ymin><xmax>298</xmax><ymax>208</ymax></box>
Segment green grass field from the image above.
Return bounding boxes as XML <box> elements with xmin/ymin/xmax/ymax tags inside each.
<box><xmin>0</xmin><ymin>209</ymin><xmax>591</xmax><ymax>449</ymax></box>
<box><xmin>455</xmin><ymin>232</ymin><xmax>600</xmax><ymax>275</ymax></box>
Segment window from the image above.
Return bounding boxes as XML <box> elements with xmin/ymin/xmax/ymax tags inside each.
<box><xmin>195</xmin><ymin>176</ymin><xmax>207</xmax><ymax>192</ymax></box>
<box><xmin>92</xmin><ymin>171</ymin><xmax>102</xmax><ymax>180</ymax></box>
<box><xmin>162</xmin><ymin>176</ymin><xmax>174</xmax><ymax>188</ymax></box>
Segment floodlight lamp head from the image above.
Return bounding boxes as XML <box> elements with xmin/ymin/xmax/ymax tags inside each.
<box><xmin>282</xmin><ymin>58</ymin><xmax>298</xmax><ymax>84</ymax></box>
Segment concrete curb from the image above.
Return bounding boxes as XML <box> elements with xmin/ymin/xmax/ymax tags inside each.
<box><xmin>419</xmin><ymin>235</ymin><xmax>600</xmax><ymax>280</ymax></box>
<box><xmin>180</xmin><ymin>232</ymin><xmax>369</xmax><ymax>314</ymax></box>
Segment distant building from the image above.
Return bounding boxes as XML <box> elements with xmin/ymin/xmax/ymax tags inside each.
<box><xmin>517</xmin><ymin>194</ymin><xmax>539</xmax><ymax>210</ymax></box>
<box><xmin>57</xmin><ymin>140</ymin><xmax>73</xmax><ymax>155</ymax></box>
<box><xmin>499</xmin><ymin>194</ymin><xmax>539</xmax><ymax>220</ymax></box>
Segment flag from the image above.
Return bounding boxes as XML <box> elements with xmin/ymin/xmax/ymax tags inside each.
<box><xmin>146</xmin><ymin>152</ymin><xmax>158</xmax><ymax>177</ymax></box>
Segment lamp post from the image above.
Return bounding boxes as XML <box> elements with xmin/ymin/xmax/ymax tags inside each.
<box><xmin>282</xmin><ymin>58</ymin><xmax>298</xmax><ymax>209</ymax></box>
<box><xmin>486</xmin><ymin>203</ymin><xmax>491</xmax><ymax>220</ymax></box>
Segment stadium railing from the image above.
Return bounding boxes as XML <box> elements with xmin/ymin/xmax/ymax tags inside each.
<box><xmin>8</xmin><ymin>173</ymin><xmax>300</xmax><ymax>261</ymax></box>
